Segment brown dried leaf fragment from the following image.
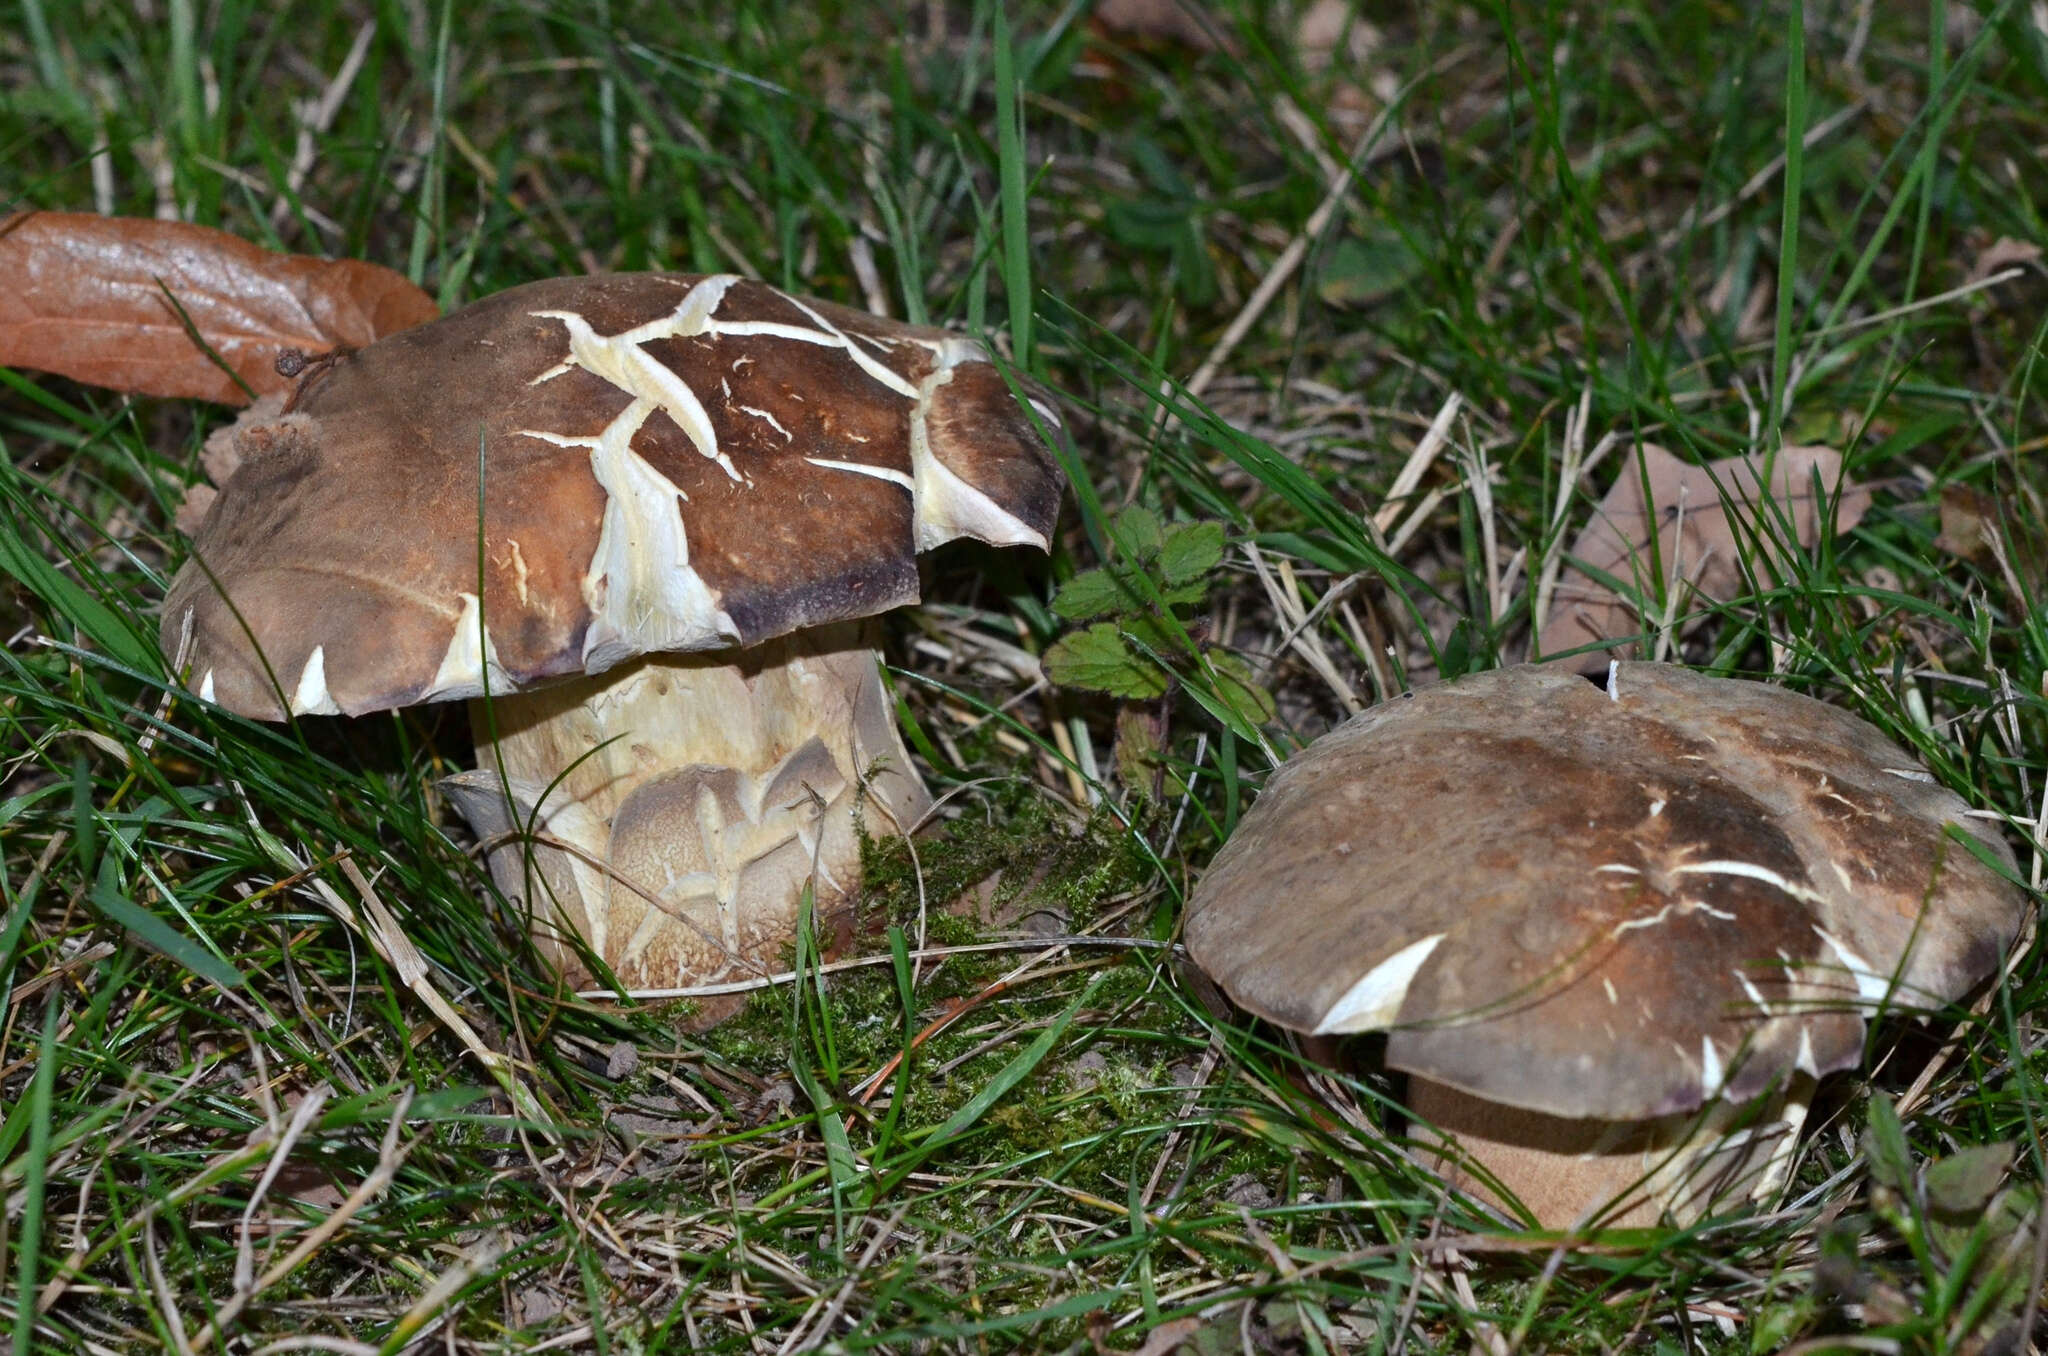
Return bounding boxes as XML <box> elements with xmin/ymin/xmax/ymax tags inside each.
<box><xmin>0</xmin><ymin>210</ymin><xmax>437</xmax><ymax>405</ymax></box>
<box><xmin>1936</xmin><ymin>482</ymin><xmax>2047</xmax><ymax>593</ymax></box>
<box><xmin>1296</xmin><ymin>0</ymin><xmax>1381</xmax><ymax>76</ymax></box>
<box><xmin>1091</xmin><ymin>0</ymin><xmax>1233</xmax><ymax>52</ymax></box>
<box><xmin>1540</xmin><ymin>444</ymin><xmax>1872</xmax><ymax>672</ymax></box>
<box><xmin>1964</xmin><ymin>235</ymin><xmax>2044</xmax><ymax>287</ymax></box>
<box><xmin>1937</xmin><ymin>484</ymin><xmax>2006</xmax><ymax>564</ymax></box>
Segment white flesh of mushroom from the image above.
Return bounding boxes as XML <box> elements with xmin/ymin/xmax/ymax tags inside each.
<box><xmin>446</xmin><ymin>621</ymin><xmax>928</xmax><ymax>994</ymax></box>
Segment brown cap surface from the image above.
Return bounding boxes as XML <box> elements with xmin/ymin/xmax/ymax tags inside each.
<box><xmin>1184</xmin><ymin>663</ymin><xmax>2028</xmax><ymax>1122</ymax></box>
<box><xmin>161</xmin><ymin>273</ymin><xmax>1065</xmax><ymax>718</ymax></box>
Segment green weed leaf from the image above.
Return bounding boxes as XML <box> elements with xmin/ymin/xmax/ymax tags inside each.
<box><xmin>1926</xmin><ymin>1141</ymin><xmax>2012</xmax><ymax>1218</ymax></box>
<box><xmin>1044</xmin><ymin>624</ymin><xmax>1169</xmax><ymax>699</ymax></box>
<box><xmin>1051</xmin><ymin>567</ymin><xmax>1134</xmax><ymax>621</ymax></box>
<box><xmin>1110</xmin><ymin>504</ymin><xmax>1164</xmax><ymax>561</ymax></box>
<box><xmin>1159</xmin><ymin>520</ymin><xmax>1225</xmax><ymax>586</ymax></box>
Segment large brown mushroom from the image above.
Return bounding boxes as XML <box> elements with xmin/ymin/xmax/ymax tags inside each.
<box><xmin>164</xmin><ymin>272</ymin><xmax>1064</xmax><ymax>993</ymax></box>
<box><xmin>1185</xmin><ymin>663</ymin><xmax>2028</xmax><ymax>1227</ymax></box>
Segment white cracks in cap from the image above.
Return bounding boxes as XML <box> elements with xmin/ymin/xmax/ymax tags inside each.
<box><xmin>528</xmin><ymin>275</ymin><xmax>748</xmax><ymax>484</ymax></box>
<box><xmin>907</xmin><ymin>360</ymin><xmax>1046</xmax><ymax>551</ymax></box>
<box><xmin>1669</xmin><ymin>859</ymin><xmax>1826</xmax><ymax>907</ymax></box>
<box><xmin>1813</xmin><ymin>927</ymin><xmax>1897</xmax><ymax>1005</ymax></box>
<box><xmin>291</xmin><ymin>645</ymin><xmax>341</xmax><ymax>716</ymax></box>
<box><xmin>1312</xmin><ymin>932</ymin><xmax>1445</xmax><ymax>1035</ymax></box>
<box><xmin>521</xmin><ymin>400</ymin><xmax>738</xmax><ymax>672</ymax></box>
<box><xmin>512</xmin><ymin>276</ymin><xmax>1052</xmax><ymax>666</ymax></box>
<box><xmin>712</xmin><ymin>291</ymin><xmax>922</xmax><ymax>400</ymax></box>
<box><xmin>1795</xmin><ymin>1026</ymin><xmax>1821</xmax><ymax>1077</ymax></box>
<box><xmin>424</xmin><ymin>591</ymin><xmax>517</xmax><ymax>701</ymax></box>
<box><xmin>1699</xmin><ymin>1035</ymin><xmax>1725</xmax><ymax>1095</ymax></box>
<box><xmin>805</xmin><ymin>457</ymin><xmax>914</xmax><ymax>492</ymax></box>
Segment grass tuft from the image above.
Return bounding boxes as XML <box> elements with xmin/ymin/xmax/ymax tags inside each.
<box><xmin>1</xmin><ymin>0</ymin><xmax>2044</xmax><ymax>1349</ymax></box>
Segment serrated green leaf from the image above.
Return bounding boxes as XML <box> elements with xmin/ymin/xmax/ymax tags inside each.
<box><xmin>1120</xmin><ymin>613</ymin><xmax>1184</xmax><ymax>656</ymax></box>
<box><xmin>1113</xmin><ymin>704</ymin><xmax>1166</xmax><ymax>797</ymax></box>
<box><xmin>1044</xmin><ymin>624</ymin><xmax>1169</xmax><ymax>699</ymax></box>
<box><xmin>1051</xmin><ymin>568</ymin><xmax>1133</xmax><ymax>621</ymax></box>
<box><xmin>1111</xmin><ymin>505</ymin><xmax>1164</xmax><ymax>562</ymax></box>
<box><xmin>1159</xmin><ymin>520</ymin><xmax>1225</xmax><ymax>586</ymax></box>
<box><xmin>1161</xmin><ymin>579</ymin><xmax>1207</xmax><ymax>609</ymax></box>
<box><xmin>1926</xmin><ymin>1141</ymin><xmax>2012</xmax><ymax>1218</ymax></box>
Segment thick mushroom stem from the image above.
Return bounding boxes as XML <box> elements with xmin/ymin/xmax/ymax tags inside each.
<box><xmin>441</xmin><ymin>620</ymin><xmax>929</xmax><ymax>990</ymax></box>
<box><xmin>1406</xmin><ymin>1076</ymin><xmax>1809</xmax><ymax>1229</ymax></box>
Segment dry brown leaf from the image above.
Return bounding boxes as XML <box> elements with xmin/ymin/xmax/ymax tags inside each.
<box><xmin>1091</xmin><ymin>0</ymin><xmax>1232</xmax><ymax>52</ymax></box>
<box><xmin>1936</xmin><ymin>482</ymin><xmax>2046</xmax><ymax>589</ymax></box>
<box><xmin>1965</xmin><ymin>235</ymin><xmax>2044</xmax><ymax>288</ymax></box>
<box><xmin>1296</xmin><ymin>0</ymin><xmax>1381</xmax><ymax>76</ymax></box>
<box><xmin>1540</xmin><ymin>444</ymin><xmax>1873</xmax><ymax>672</ymax></box>
<box><xmin>1295</xmin><ymin>0</ymin><xmax>1391</xmax><ymax>127</ymax></box>
<box><xmin>1937</xmin><ymin>484</ymin><xmax>2005</xmax><ymax>564</ymax></box>
<box><xmin>1125</xmin><ymin>1318</ymin><xmax>1203</xmax><ymax>1356</ymax></box>
<box><xmin>0</xmin><ymin>210</ymin><xmax>437</xmax><ymax>406</ymax></box>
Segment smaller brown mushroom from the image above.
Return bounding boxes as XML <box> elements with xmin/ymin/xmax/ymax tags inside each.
<box><xmin>1185</xmin><ymin>663</ymin><xmax>2028</xmax><ymax>1228</ymax></box>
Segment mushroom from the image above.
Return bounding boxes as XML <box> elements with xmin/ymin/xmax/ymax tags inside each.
<box><xmin>1184</xmin><ymin>662</ymin><xmax>2028</xmax><ymax>1227</ymax></box>
<box><xmin>163</xmin><ymin>272</ymin><xmax>1065</xmax><ymax>994</ymax></box>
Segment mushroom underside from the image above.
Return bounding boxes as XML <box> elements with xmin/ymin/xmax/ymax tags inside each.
<box><xmin>441</xmin><ymin>620</ymin><xmax>929</xmax><ymax>992</ymax></box>
<box><xmin>1406</xmin><ymin>1074</ymin><xmax>1810</xmax><ymax>1229</ymax></box>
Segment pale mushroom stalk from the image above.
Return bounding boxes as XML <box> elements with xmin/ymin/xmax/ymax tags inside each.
<box><xmin>1404</xmin><ymin>1073</ymin><xmax>1814</xmax><ymax>1229</ymax></box>
<box><xmin>441</xmin><ymin>622</ymin><xmax>930</xmax><ymax>987</ymax></box>
<box><xmin>165</xmin><ymin>272</ymin><xmax>1065</xmax><ymax>997</ymax></box>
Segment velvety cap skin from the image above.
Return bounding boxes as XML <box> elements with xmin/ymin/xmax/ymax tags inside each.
<box><xmin>1184</xmin><ymin>663</ymin><xmax>2027</xmax><ymax>1122</ymax></box>
<box><xmin>161</xmin><ymin>273</ymin><xmax>1065</xmax><ymax>719</ymax></box>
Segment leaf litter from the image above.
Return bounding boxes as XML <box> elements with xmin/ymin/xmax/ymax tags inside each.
<box><xmin>0</xmin><ymin>211</ymin><xmax>436</xmax><ymax>405</ymax></box>
<box><xmin>1539</xmin><ymin>443</ymin><xmax>1874</xmax><ymax>671</ymax></box>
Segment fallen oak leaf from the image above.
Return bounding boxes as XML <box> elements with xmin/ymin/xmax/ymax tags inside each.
<box><xmin>0</xmin><ymin>210</ymin><xmax>437</xmax><ymax>406</ymax></box>
<box><xmin>1539</xmin><ymin>443</ymin><xmax>1872</xmax><ymax>672</ymax></box>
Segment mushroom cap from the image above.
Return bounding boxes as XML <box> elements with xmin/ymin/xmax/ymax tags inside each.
<box><xmin>161</xmin><ymin>273</ymin><xmax>1065</xmax><ymax>719</ymax></box>
<box><xmin>1184</xmin><ymin>663</ymin><xmax>2027</xmax><ymax>1122</ymax></box>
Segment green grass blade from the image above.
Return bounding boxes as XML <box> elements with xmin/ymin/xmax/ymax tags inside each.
<box><xmin>9</xmin><ymin>996</ymin><xmax>61</xmax><ymax>1356</ymax></box>
<box><xmin>992</xmin><ymin>5</ymin><xmax>1034</xmax><ymax>372</ymax></box>
<box><xmin>87</xmin><ymin>878</ymin><xmax>245</xmax><ymax>992</ymax></box>
<box><xmin>926</xmin><ymin>973</ymin><xmax>1105</xmax><ymax>1147</ymax></box>
<box><xmin>1766</xmin><ymin>0</ymin><xmax>1807</xmax><ymax>451</ymax></box>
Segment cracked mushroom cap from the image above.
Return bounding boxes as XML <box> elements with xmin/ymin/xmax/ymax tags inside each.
<box><xmin>1184</xmin><ymin>663</ymin><xmax>2028</xmax><ymax>1122</ymax></box>
<box><xmin>160</xmin><ymin>272</ymin><xmax>1065</xmax><ymax>718</ymax></box>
